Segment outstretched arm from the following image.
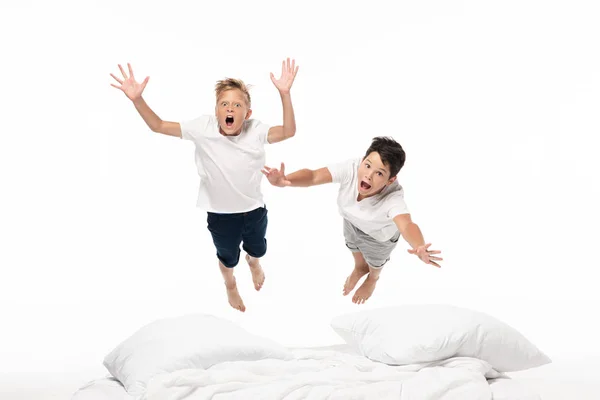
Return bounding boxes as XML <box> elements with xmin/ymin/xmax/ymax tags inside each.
<box><xmin>110</xmin><ymin>63</ymin><xmax>181</xmax><ymax>138</ymax></box>
<box><xmin>262</xmin><ymin>163</ymin><xmax>332</xmax><ymax>187</ymax></box>
<box><xmin>393</xmin><ymin>214</ymin><xmax>443</xmax><ymax>268</ymax></box>
<box><xmin>267</xmin><ymin>58</ymin><xmax>299</xmax><ymax>144</ymax></box>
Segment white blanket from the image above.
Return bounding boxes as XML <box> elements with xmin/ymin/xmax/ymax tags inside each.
<box><xmin>140</xmin><ymin>349</ymin><xmax>506</xmax><ymax>400</ymax></box>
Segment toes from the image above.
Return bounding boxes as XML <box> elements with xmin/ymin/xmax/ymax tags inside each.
<box><xmin>253</xmin><ymin>273</ymin><xmax>265</xmax><ymax>291</ymax></box>
<box><xmin>352</xmin><ymin>294</ymin><xmax>368</xmax><ymax>304</ymax></box>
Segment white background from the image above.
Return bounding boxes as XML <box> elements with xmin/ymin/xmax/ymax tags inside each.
<box><xmin>1</xmin><ymin>0</ymin><xmax>598</xmax><ymax>389</ymax></box>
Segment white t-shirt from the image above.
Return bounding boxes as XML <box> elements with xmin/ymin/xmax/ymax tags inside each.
<box><xmin>180</xmin><ymin>115</ymin><xmax>270</xmax><ymax>213</ymax></box>
<box><xmin>327</xmin><ymin>157</ymin><xmax>409</xmax><ymax>242</ymax></box>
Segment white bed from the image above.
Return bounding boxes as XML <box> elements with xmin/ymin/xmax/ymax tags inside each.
<box><xmin>2</xmin><ymin>352</ymin><xmax>596</xmax><ymax>400</ymax></box>
<box><xmin>67</xmin><ymin>345</ymin><xmax>600</xmax><ymax>400</ymax></box>
<box><xmin>56</xmin><ymin>306</ymin><xmax>599</xmax><ymax>400</ymax></box>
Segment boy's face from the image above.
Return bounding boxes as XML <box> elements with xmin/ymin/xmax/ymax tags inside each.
<box><xmin>215</xmin><ymin>89</ymin><xmax>252</xmax><ymax>136</ymax></box>
<box><xmin>357</xmin><ymin>152</ymin><xmax>396</xmax><ymax>197</ymax></box>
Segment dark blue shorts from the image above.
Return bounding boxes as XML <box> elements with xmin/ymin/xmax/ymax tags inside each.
<box><xmin>206</xmin><ymin>205</ymin><xmax>268</xmax><ymax>268</ymax></box>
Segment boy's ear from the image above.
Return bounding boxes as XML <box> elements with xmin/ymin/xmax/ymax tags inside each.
<box><xmin>387</xmin><ymin>175</ymin><xmax>397</xmax><ymax>185</ymax></box>
<box><xmin>245</xmin><ymin>109</ymin><xmax>253</xmax><ymax>120</ymax></box>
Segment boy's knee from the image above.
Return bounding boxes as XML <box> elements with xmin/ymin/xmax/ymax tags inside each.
<box><xmin>355</xmin><ymin>261</ymin><xmax>370</xmax><ymax>272</ymax></box>
<box><xmin>366</xmin><ymin>258</ymin><xmax>389</xmax><ymax>269</ymax></box>
<box><xmin>242</xmin><ymin>239</ymin><xmax>267</xmax><ymax>259</ymax></box>
<box><xmin>215</xmin><ymin>246</ymin><xmax>241</xmax><ymax>268</ymax></box>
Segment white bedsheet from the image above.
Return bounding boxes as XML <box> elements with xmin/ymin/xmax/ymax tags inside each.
<box><xmin>72</xmin><ymin>376</ymin><xmax>546</xmax><ymax>400</ymax></box>
<box><xmin>141</xmin><ymin>348</ymin><xmax>503</xmax><ymax>400</ymax></box>
<box><xmin>69</xmin><ymin>347</ymin><xmax>600</xmax><ymax>400</ymax></box>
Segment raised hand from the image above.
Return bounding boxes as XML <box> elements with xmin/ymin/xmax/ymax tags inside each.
<box><xmin>270</xmin><ymin>58</ymin><xmax>299</xmax><ymax>94</ymax></box>
<box><xmin>407</xmin><ymin>243</ymin><xmax>443</xmax><ymax>268</ymax></box>
<box><xmin>110</xmin><ymin>63</ymin><xmax>149</xmax><ymax>101</ymax></box>
<box><xmin>261</xmin><ymin>163</ymin><xmax>292</xmax><ymax>187</ymax></box>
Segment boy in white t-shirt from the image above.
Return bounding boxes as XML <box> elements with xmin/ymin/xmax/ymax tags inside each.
<box><xmin>110</xmin><ymin>59</ymin><xmax>300</xmax><ymax>312</ymax></box>
<box><xmin>262</xmin><ymin>136</ymin><xmax>442</xmax><ymax>304</ymax></box>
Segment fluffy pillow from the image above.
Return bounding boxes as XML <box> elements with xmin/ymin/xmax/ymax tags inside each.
<box><xmin>104</xmin><ymin>313</ymin><xmax>292</xmax><ymax>395</ymax></box>
<box><xmin>330</xmin><ymin>304</ymin><xmax>551</xmax><ymax>372</ymax></box>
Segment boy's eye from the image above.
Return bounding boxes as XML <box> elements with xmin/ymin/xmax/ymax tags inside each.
<box><xmin>235</xmin><ymin>103</ymin><xmax>241</xmax><ymax>108</ymax></box>
<box><xmin>222</xmin><ymin>102</ymin><xmax>227</xmax><ymax>106</ymax></box>
<box><xmin>377</xmin><ymin>172</ymin><xmax>383</xmax><ymax>176</ymax></box>
<box><xmin>365</xmin><ymin>164</ymin><xmax>370</xmax><ymax>168</ymax></box>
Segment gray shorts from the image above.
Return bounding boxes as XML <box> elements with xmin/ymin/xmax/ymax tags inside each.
<box><xmin>343</xmin><ymin>219</ymin><xmax>400</xmax><ymax>268</ymax></box>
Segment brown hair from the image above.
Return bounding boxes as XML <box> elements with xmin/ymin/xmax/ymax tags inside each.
<box><xmin>214</xmin><ymin>78</ymin><xmax>251</xmax><ymax>107</ymax></box>
<box><xmin>363</xmin><ymin>136</ymin><xmax>406</xmax><ymax>178</ymax></box>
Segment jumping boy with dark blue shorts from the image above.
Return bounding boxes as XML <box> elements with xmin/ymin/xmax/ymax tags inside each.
<box><xmin>110</xmin><ymin>59</ymin><xmax>300</xmax><ymax>312</ymax></box>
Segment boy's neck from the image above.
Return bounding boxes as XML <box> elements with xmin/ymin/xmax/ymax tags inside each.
<box><xmin>219</xmin><ymin>127</ymin><xmax>242</xmax><ymax>137</ymax></box>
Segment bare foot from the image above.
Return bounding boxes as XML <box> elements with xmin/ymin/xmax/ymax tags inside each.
<box><xmin>246</xmin><ymin>254</ymin><xmax>265</xmax><ymax>291</ymax></box>
<box><xmin>225</xmin><ymin>279</ymin><xmax>246</xmax><ymax>312</ymax></box>
<box><xmin>352</xmin><ymin>274</ymin><xmax>379</xmax><ymax>304</ymax></box>
<box><xmin>343</xmin><ymin>265</ymin><xmax>369</xmax><ymax>296</ymax></box>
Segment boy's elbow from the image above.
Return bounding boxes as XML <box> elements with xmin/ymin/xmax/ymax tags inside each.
<box><xmin>152</xmin><ymin>120</ymin><xmax>175</xmax><ymax>135</ymax></box>
<box><xmin>149</xmin><ymin>121</ymin><xmax>163</xmax><ymax>133</ymax></box>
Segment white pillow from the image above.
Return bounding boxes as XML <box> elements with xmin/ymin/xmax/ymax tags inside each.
<box><xmin>103</xmin><ymin>313</ymin><xmax>292</xmax><ymax>396</ymax></box>
<box><xmin>330</xmin><ymin>304</ymin><xmax>551</xmax><ymax>372</ymax></box>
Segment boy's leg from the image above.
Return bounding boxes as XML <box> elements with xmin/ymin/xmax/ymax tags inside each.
<box><xmin>207</xmin><ymin>212</ymin><xmax>246</xmax><ymax>311</ymax></box>
<box><xmin>342</xmin><ymin>219</ymin><xmax>370</xmax><ymax>295</ymax></box>
<box><xmin>219</xmin><ymin>261</ymin><xmax>246</xmax><ymax>312</ymax></box>
<box><xmin>241</xmin><ymin>206</ymin><xmax>268</xmax><ymax>291</ymax></box>
<box><xmin>245</xmin><ymin>254</ymin><xmax>265</xmax><ymax>291</ymax></box>
<box><xmin>346</xmin><ymin>225</ymin><xmax>401</xmax><ymax>304</ymax></box>
<box><xmin>352</xmin><ymin>265</ymin><xmax>383</xmax><ymax>304</ymax></box>
<box><xmin>342</xmin><ymin>251</ymin><xmax>370</xmax><ymax>296</ymax></box>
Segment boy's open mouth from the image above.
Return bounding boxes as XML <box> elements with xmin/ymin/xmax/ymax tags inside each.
<box><xmin>360</xmin><ymin>181</ymin><xmax>371</xmax><ymax>190</ymax></box>
<box><xmin>225</xmin><ymin>115</ymin><xmax>234</xmax><ymax>127</ymax></box>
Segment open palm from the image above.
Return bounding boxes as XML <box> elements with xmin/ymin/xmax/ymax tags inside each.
<box><xmin>110</xmin><ymin>63</ymin><xmax>149</xmax><ymax>101</ymax></box>
<box><xmin>261</xmin><ymin>163</ymin><xmax>291</xmax><ymax>187</ymax></box>
<box><xmin>407</xmin><ymin>243</ymin><xmax>443</xmax><ymax>268</ymax></box>
<box><xmin>270</xmin><ymin>58</ymin><xmax>299</xmax><ymax>94</ymax></box>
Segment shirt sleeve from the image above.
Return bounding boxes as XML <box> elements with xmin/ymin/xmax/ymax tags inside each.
<box><xmin>327</xmin><ymin>158</ymin><xmax>357</xmax><ymax>185</ymax></box>
<box><xmin>180</xmin><ymin>115</ymin><xmax>210</xmax><ymax>141</ymax></box>
<box><xmin>387</xmin><ymin>190</ymin><xmax>410</xmax><ymax>219</ymax></box>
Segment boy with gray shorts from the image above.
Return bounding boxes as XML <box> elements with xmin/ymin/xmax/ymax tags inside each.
<box><xmin>262</xmin><ymin>136</ymin><xmax>443</xmax><ymax>304</ymax></box>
